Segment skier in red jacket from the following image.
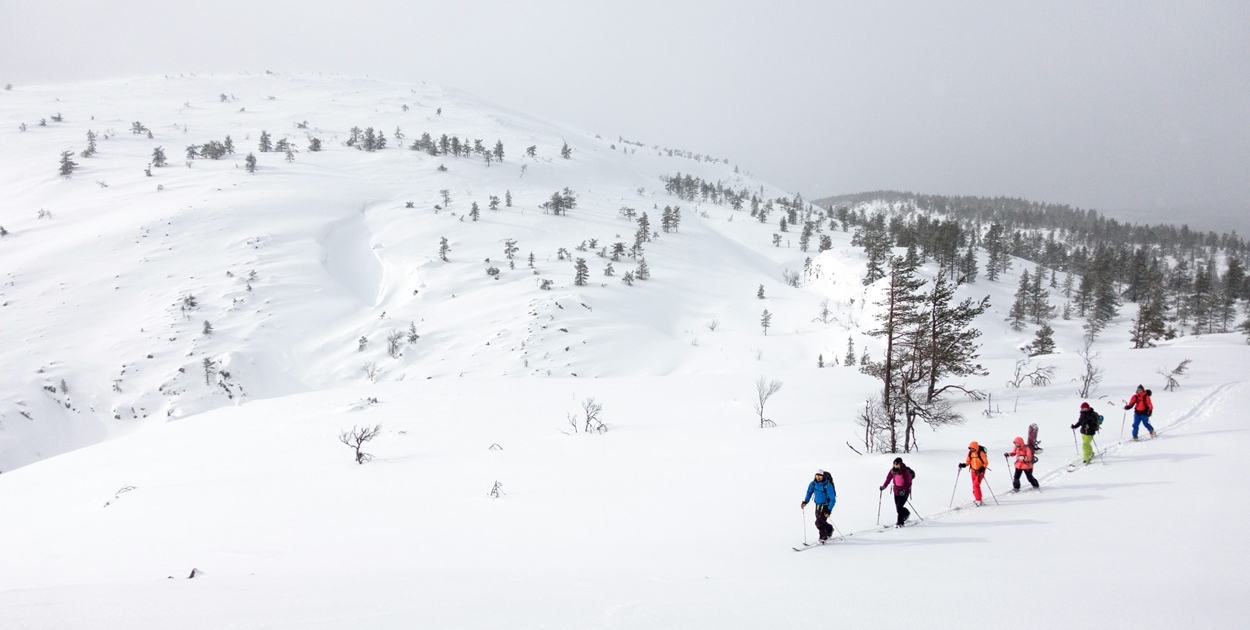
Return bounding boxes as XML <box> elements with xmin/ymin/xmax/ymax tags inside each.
<box><xmin>1125</xmin><ymin>384</ymin><xmax>1155</xmax><ymax>440</ymax></box>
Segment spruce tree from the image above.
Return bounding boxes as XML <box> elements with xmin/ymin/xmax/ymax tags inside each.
<box><xmin>58</xmin><ymin>151</ymin><xmax>77</xmax><ymax>177</ymax></box>
<box><xmin>1025</xmin><ymin>323</ymin><xmax>1056</xmax><ymax>356</ymax></box>
<box><xmin>81</xmin><ymin>130</ymin><xmax>97</xmax><ymax>157</ymax></box>
<box><xmin>1008</xmin><ymin>269</ymin><xmax>1031</xmax><ymax>331</ymax></box>
<box><xmin>259</xmin><ymin>131</ymin><xmax>272</xmax><ymax>152</ymax></box>
<box><xmin>574</xmin><ymin>258</ymin><xmax>589</xmax><ymax>286</ymax></box>
<box><xmin>636</xmin><ymin>258</ymin><xmax>650</xmax><ymax>280</ymax></box>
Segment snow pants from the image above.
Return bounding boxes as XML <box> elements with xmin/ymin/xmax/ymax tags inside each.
<box><xmin>1012</xmin><ymin>468</ymin><xmax>1039</xmax><ymax>491</ymax></box>
<box><xmin>1081</xmin><ymin>433</ymin><xmax>1094</xmax><ymax>463</ymax></box>
<box><xmin>1132</xmin><ymin>412</ymin><xmax>1154</xmax><ymax>438</ymax></box>
<box><xmin>892</xmin><ymin>491</ymin><xmax>911</xmax><ymax>526</ymax></box>
<box><xmin>814</xmin><ymin>504</ymin><xmax>834</xmax><ymax>540</ymax></box>
<box><xmin>970</xmin><ymin>469</ymin><xmax>985</xmax><ymax>502</ymax></box>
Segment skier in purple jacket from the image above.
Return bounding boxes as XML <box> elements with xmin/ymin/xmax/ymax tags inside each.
<box><xmin>879</xmin><ymin>457</ymin><xmax>915</xmax><ymax>527</ymax></box>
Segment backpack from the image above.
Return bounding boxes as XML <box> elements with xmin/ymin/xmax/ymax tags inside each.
<box><xmin>1096</xmin><ymin>414</ymin><xmax>1104</xmax><ymax>432</ymax></box>
<box><xmin>1027</xmin><ymin>423</ymin><xmax>1042</xmax><ymax>462</ymax></box>
<box><xmin>822</xmin><ymin>471</ymin><xmax>837</xmax><ymax>495</ymax></box>
<box><xmin>971</xmin><ymin>446</ymin><xmax>988</xmax><ymax>469</ymax></box>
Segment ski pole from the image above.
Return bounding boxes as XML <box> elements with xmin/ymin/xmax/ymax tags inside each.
<box><xmin>907</xmin><ymin>495</ymin><xmax>924</xmax><ymax>521</ymax></box>
<box><xmin>1120</xmin><ymin>406</ymin><xmax>1128</xmax><ymax>441</ymax></box>
<box><xmin>982</xmin><ymin>471</ymin><xmax>1000</xmax><ymax>506</ymax></box>
<box><xmin>829</xmin><ymin>518</ymin><xmax>846</xmax><ymax>541</ymax></box>
<box><xmin>1072</xmin><ymin>427</ymin><xmax>1079</xmax><ymax>454</ymax></box>
<box><xmin>801</xmin><ymin>505</ymin><xmax>808</xmax><ymax>545</ymax></box>
<box><xmin>876</xmin><ymin>488</ymin><xmax>883</xmax><ymax>526</ymax></box>
<box><xmin>948</xmin><ymin>467</ymin><xmax>961</xmax><ymax>507</ymax></box>
<box><xmin>1092</xmin><ymin>438</ymin><xmax>1106</xmax><ymax>465</ymax></box>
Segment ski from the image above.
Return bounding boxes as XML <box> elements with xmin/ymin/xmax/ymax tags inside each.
<box><xmin>792</xmin><ymin>541</ymin><xmax>832</xmax><ymax>551</ymax></box>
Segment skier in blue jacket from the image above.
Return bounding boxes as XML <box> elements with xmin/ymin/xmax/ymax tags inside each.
<box><xmin>801</xmin><ymin>470</ymin><xmax>837</xmax><ymax>542</ymax></box>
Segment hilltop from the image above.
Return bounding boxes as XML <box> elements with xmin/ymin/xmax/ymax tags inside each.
<box><xmin>0</xmin><ymin>74</ymin><xmax>1246</xmax><ymax>629</ymax></box>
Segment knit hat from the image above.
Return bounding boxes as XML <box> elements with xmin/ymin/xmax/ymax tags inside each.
<box><xmin>892</xmin><ymin>457</ymin><xmax>903</xmax><ymax>465</ymax></box>
<box><xmin>1080</xmin><ymin>402</ymin><xmax>1091</xmax><ymax>410</ymax></box>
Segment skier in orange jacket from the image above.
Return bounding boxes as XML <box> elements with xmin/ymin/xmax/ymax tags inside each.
<box><xmin>958</xmin><ymin>441</ymin><xmax>989</xmax><ymax>505</ymax></box>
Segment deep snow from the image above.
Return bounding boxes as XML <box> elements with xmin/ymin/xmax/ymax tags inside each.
<box><xmin>0</xmin><ymin>74</ymin><xmax>1246</xmax><ymax>629</ymax></box>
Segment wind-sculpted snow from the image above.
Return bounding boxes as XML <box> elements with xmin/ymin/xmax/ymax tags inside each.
<box><xmin>318</xmin><ymin>213</ymin><xmax>383</xmax><ymax>306</ymax></box>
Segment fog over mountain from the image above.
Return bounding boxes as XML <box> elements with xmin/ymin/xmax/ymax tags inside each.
<box><xmin>2</xmin><ymin>1</ymin><xmax>1247</xmax><ymax>230</ymax></box>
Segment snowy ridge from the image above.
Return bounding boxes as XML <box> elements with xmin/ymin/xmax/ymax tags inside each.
<box><xmin>1</xmin><ymin>74</ymin><xmax>1248</xmax><ymax>629</ymax></box>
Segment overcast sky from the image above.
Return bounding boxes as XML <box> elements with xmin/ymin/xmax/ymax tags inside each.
<box><xmin>3</xmin><ymin>1</ymin><xmax>1247</xmax><ymax>232</ymax></box>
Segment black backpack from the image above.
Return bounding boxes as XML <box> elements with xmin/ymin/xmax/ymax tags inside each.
<box><xmin>821</xmin><ymin>471</ymin><xmax>837</xmax><ymax>497</ymax></box>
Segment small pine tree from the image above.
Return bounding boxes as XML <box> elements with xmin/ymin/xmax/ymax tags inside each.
<box><xmin>439</xmin><ymin>236</ymin><xmax>450</xmax><ymax>261</ymax></box>
<box><xmin>152</xmin><ymin>146</ymin><xmax>167</xmax><ymax>167</ymax></box>
<box><xmin>203</xmin><ymin>320</ymin><xmax>213</xmax><ymax>335</ymax></box>
<box><xmin>757</xmin><ymin>284</ymin><xmax>765</xmax><ymax>299</ymax></box>
<box><xmin>761</xmin><ymin>309</ymin><xmax>772</xmax><ymax>335</ymax></box>
<box><xmin>308</xmin><ymin>137</ymin><xmax>322</xmax><ymax>152</ymax></box>
<box><xmin>505</xmin><ymin>190</ymin><xmax>513</xmax><ymax>207</ymax></box>
<box><xmin>1024</xmin><ymin>323</ymin><xmax>1056</xmax><ymax>356</ymax></box>
<box><xmin>636</xmin><ymin>258</ymin><xmax>650</xmax><ymax>280</ymax></box>
<box><xmin>844</xmin><ymin>335</ymin><xmax>856</xmax><ymax>366</ymax></box>
<box><xmin>560</xmin><ymin>142</ymin><xmax>572</xmax><ymax>159</ymax></box>
<box><xmin>81</xmin><ymin>130</ymin><xmax>97</xmax><ymax>157</ymax></box>
<box><xmin>245</xmin><ymin>153</ymin><xmax>257</xmax><ymax>173</ymax></box>
<box><xmin>574</xmin><ymin>258</ymin><xmax>589</xmax><ymax>286</ymax></box>
<box><xmin>1008</xmin><ymin>269</ymin><xmax>1031</xmax><ymax>330</ymax></box>
<box><xmin>469</xmin><ymin>202</ymin><xmax>480</xmax><ymax>221</ymax></box>
<box><xmin>224</xmin><ymin>136</ymin><xmax>235</xmax><ymax>154</ymax></box>
<box><xmin>259</xmin><ymin>131</ymin><xmax>272</xmax><ymax>152</ymax></box>
<box><xmin>58</xmin><ymin>151</ymin><xmax>77</xmax><ymax>177</ymax></box>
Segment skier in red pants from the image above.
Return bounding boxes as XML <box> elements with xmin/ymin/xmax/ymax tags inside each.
<box><xmin>958</xmin><ymin>441</ymin><xmax>989</xmax><ymax>505</ymax></box>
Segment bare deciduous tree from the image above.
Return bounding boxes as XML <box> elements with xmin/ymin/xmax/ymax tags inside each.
<box><xmin>339</xmin><ymin>424</ymin><xmax>382</xmax><ymax>464</ymax></box>
<box><xmin>1007</xmin><ymin>356</ymin><xmax>1056</xmax><ymax>388</ymax></box>
<box><xmin>362</xmin><ymin>362</ymin><xmax>379</xmax><ymax>382</ymax></box>
<box><xmin>581</xmin><ymin>397</ymin><xmax>606</xmax><ymax>433</ymax></box>
<box><xmin>754</xmin><ymin>377</ymin><xmax>783</xmax><ymax>428</ymax></box>
<box><xmin>1158</xmin><ymin>358</ymin><xmax>1192</xmax><ymax>392</ymax></box>
<box><xmin>1075</xmin><ymin>337</ymin><xmax>1104</xmax><ymax>397</ymax></box>
<box><xmin>386</xmin><ymin>331</ymin><xmax>404</xmax><ymax>358</ymax></box>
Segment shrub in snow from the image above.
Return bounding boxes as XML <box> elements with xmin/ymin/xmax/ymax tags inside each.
<box><xmin>339</xmin><ymin>424</ymin><xmax>382</xmax><ymax>465</ymax></box>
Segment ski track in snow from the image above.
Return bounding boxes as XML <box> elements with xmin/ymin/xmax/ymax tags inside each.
<box><xmin>796</xmin><ymin>380</ymin><xmax>1246</xmax><ymax>547</ymax></box>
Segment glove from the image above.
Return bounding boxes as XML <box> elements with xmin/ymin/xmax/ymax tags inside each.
<box><xmin>801</xmin><ymin>501</ymin><xmax>807</xmax><ymax>509</ymax></box>
<box><xmin>958</xmin><ymin>463</ymin><xmax>967</xmax><ymax>469</ymax></box>
<box><xmin>1124</xmin><ymin>405</ymin><xmax>1132</xmax><ymax>410</ymax></box>
<box><xmin>879</xmin><ymin>485</ymin><xmax>886</xmax><ymax>491</ymax></box>
<box><xmin>1004</xmin><ymin>453</ymin><xmax>1010</xmax><ymax>458</ymax></box>
<box><xmin>1070</xmin><ymin>424</ymin><xmax>1078</xmax><ymax>429</ymax></box>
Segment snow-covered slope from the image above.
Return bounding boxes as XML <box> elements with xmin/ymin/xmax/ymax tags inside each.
<box><xmin>1</xmin><ymin>73</ymin><xmax>834</xmax><ymax>470</ymax></box>
<box><xmin>1</xmin><ymin>74</ymin><xmax>1246</xmax><ymax>629</ymax></box>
